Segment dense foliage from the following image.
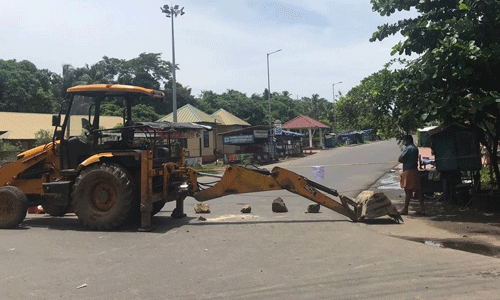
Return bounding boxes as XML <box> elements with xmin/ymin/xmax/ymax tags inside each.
<box><xmin>0</xmin><ymin>140</ymin><xmax>20</xmax><ymax>159</ymax></box>
<box><xmin>0</xmin><ymin>60</ymin><xmax>58</xmax><ymax>113</ymax></box>
<box><xmin>34</xmin><ymin>129</ymin><xmax>52</xmax><ymax>147</ymax></box>
<box><xmin>0</xmin><ymin>54</ymin><xmax>334</xmax><ymax>127</ymax></box>
<box><xmin>369</xmin><ymin>0</ymin><xmax>500</xmax><ymax>186</ymax></box>
<box><xmin>0</xmin><ymin>53</ymin><xmax>194</xmax><ymax>122</ymax></box>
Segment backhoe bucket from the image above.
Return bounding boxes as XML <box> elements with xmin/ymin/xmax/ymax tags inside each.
<box><xmin>351</xmin><ymin>191</ymin><xmax>403</xmax><ymax>223</ymax></box>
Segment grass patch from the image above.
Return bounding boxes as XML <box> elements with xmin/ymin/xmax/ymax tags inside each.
<box><xmin>190</xmin><ymin>163</ymin><xmax>220</xmax><ymax>174</ymax></box>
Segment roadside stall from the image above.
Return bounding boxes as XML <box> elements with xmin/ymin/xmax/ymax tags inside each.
<box><xmin>324</xmin><ymin>133</ymin><xmax>337</xmax><ymax>148</ymax></box>
<box><xmin>136</xmin><ymin>121</ymin><xmax>209</xmax><ymax>166</ymax></box>
<box><xmin>417</xmin><ymin>126</ymin><xmax>438</xmax><ymax>147</ymax></box>
<box><xmin>219</xmin><ymin>125</ymin><xmax>277</xmax><ymax>164</ymax></box>
<box><xmin>427</xmin><ymin>123</ymin><xmax>482</xmax><ymax>203</ymax></box>
<box><xmin>275</xmin><ymin>129</ymin><xmax>304</xmax><ymax>157</ymax></box>
<box><xmin>157</xmin><ymin>104</ymin><xmax>217</xmax><ymax>163</ymax></box>
<box><xmin>282</xmin><ymin>115</ymin><xmax>330</xmax><ymax>149</ymax></box>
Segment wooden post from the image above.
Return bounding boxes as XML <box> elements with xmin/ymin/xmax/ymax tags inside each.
<box><xmin>319</xmin><ymin>128</ymin><xmax>324</xmax><ymax>148</ymax></box>
<box><xmin>308</xmin><ymin>128</ymin><xmax>313</xmax><ymax>148</ymax></box>
<box><xmin>139</xmin><ymin>150</ymin><xmax>153</xmax><ymax>231</ymax></box>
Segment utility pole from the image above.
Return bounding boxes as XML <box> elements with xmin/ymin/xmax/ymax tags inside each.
<box><xmin>161</xmin><ymin>4</ymin><xmax>185</xmax><ymax>122</ymax></box>
<box><xmin>332</xmin><ymin>81</ymin><xmax>342</xmax><ymax>134</ymax></box>
<box><xmin>267</xmin><ymin>49</ymin><xmax>282</xmax><ymax>125</ymax></box>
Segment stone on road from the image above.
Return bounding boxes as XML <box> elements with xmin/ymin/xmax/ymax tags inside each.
<box><xmin>240</xmin><ymin>205</ymin><xmax>251</xmax><ymax>213</ymax></box>
<box><xmin>306</xmin><ymin>203</ymin><xmax>321</xmax><ymax>213</ymax></box>
<box><xmin>194</xmin><ymin>202</ymin><xmax>210</xmax><ymax>213</ymax></box>
<box><xmin>272</xmin><ymin>197</ymin><xmax>288</xmax><ymax>212</ymax></box>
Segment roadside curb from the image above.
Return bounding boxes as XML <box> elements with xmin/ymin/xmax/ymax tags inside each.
<box><xmin>367</xmin><ymin>168</ymin><xmax>500</xmax><ymax>258</ymax></box>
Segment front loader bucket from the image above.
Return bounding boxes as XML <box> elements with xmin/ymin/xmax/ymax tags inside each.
<box><xmin>349</xmin><ymin>191</ymin><xmax>403</xmax><ymax>223</ymax></box>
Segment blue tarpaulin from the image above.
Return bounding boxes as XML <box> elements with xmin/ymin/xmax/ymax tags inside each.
<box><xmin>280</xmin><ymin>130</ymin><xmax>304</xmax><ymax>138</ymax></box>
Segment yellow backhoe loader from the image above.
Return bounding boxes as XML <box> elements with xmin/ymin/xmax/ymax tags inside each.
<box><xmin>0</xmin><ymin>84</ymin><xmax>402</xmax><ymax>231</ymax></box>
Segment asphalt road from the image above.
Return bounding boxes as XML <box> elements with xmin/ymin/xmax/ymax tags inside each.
<box><xmin>2</xmin><ymin>140</ymin><xmax>500</xmax><ymax>299</ymax></box>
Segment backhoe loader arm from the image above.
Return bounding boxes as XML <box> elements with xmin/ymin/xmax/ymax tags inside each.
<box><xmin>192</xmin><ymin>166</ymin><xmax>282</xmax><ymax>201</ymax></box>
<box><xmin>192</xmin><ymin>165</ymin><xmax>359</xmax><ymax>221</ymax></box>
<box><xmin>270</xmin><ymin>167</ymin><xmax>358</xmax><ymax>221</ymax></box>
<box><xmin>0</xmin><ymin>143</ymin><xmax>60</xmax><ymax>194</ymax></box>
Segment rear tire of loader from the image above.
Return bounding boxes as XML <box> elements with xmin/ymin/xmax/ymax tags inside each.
<box><xmin>72</xmin><ymin>164</ymin><xmax>135</xmax><ymax>230</ymax></box>
<box><xmin>0</xmin><ymin>186</ymin><xmax>28</xmax><ymax>229</ymax></box>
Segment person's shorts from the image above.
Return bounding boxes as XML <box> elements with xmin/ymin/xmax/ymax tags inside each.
<box><xmin>400</xmin><ymin>169</ymin><xmax>421</xmax><ymax>191</ymax></box>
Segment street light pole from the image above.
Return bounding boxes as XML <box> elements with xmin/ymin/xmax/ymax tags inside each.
<box><xmin>332</xmin><ymin>81</ymin><xmax>342</xmax><ymax>103</ymax></box>
<box><xmin>332</xmin><ymin>81</ymin><xmax>342</xmax><ymax>134</ymax></box>
<box><xmin>267</xmin><ymin>49</ymin><xmax>282</xmax><ymax>125</ymax></box>
<box><xmin>161</xmin><ymin>4</ymin><xmax>185</xmax><ymax>123</ymax></box>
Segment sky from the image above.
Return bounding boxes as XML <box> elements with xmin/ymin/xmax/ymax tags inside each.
<box><xmin>0</xmin><ymin>0</ymin><xmax>415</xmax><ymax>102</ymax></box>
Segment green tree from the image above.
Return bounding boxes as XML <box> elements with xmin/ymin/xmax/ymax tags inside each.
<box><xmin>371</xmin><ymin>0</ymin><xmax>500</xmax><ymax>186</ymax></box>
<box><xmin>73</xmin><ymin>63</ymin><xmax>115</xmax><ymax>86</ymax></box>
<box><xmin>117</xmin><ymin>53</ymin><xmax>172</xmax><ymax>90</ymax></box>
<box><xmin>197</xmin><ymin>90</ymin><xmax>265</xmax><ymax>125</ymax></box>
<box><xmin>162</xmin><ymin>82</ymin><xmax>198</xmax><ymax>115</ymax></box>
<box><xmin>34</xmin><ymin>129</ymin><xmax>52</xmax><ymax>146</ymax></box>
<box><xmin>131</xmin><ymin>104</ymin><xmax>160</xmax><ymax>122</ymax></box>
<box><xmin>341</xmin><ymin>68</ymin><xmax>419</xmax><ymax>138</ymax></box>
<box><xmin>197</xmin><ymin>90</ymin><xmax>219</xmax><ymax>114</ymax></box>
<box><xmin>271</xmin><ymin>92</ymin><xmax>301</xmax><ymax>123</ymax></box>
<box><xmin>100</xmin><ymin>102</ymin><xmax>123</xmax><ymax>117</ymax></box>
<box><xmin>0</xmin><ymin>59</ymin><xmax>55</xmax><ymax>113</ymax></box>
<box><xmin>0</xmin><ymin>140</ymin><xmax>20</xmax><ymax>160</ymax></box>
<box><xmin>334</xmin><ymin>95</ymin><xmax>363</xmax><ymax>132</ymax></box>
<box><xmin>299</xmin><ymin>94</ymin><xmax>332</xmax><ymax>122</ymax></box>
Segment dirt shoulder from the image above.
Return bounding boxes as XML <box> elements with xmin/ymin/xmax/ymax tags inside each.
<box><xmin>366</xmin><ymin>167</ymin><xmax>500</xmax><ymax>258</ymax></box>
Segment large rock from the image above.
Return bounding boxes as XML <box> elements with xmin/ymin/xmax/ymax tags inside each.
<box><xmin>240</xmin><ymin>205</ymin><xmax>251</xmax><ymax>213</ymax></box>
<box><xmin>356</xmin><ymin>190</ymin><xmax>399</xmax><ymax>219</ymax></box>
<box><xmin>194</xmin><ymin>202</ymin><xmax>210</xmax><ymax>213</ymax></box>
<box><xmin>306</xmin><ymin>203</ymin><xmax>320</xmax><ymax>213</ymax></box>
<box><xmin>272</xmin><ymin>197</ymin><xmax>288</xmax><ymax>213</ymax></box>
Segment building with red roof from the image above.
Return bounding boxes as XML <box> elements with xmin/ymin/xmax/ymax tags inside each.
<box><xmin>282</xmin><ymin>115</ymin><xmax>330</xmax><ymax>148</ymax></box>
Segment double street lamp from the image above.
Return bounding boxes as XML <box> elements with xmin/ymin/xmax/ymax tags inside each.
<box><xmin>267</xmin><ymin>49</ymin><xmax>282</xmax><ymax>125</ymax></box>
<box><xmin>161</xmin><ymin>4</ymin><xmax>185</xmax><ymax>123</ymax></box>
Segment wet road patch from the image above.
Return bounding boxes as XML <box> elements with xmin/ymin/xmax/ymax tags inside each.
<box><xmin>396</xmin><ymin>236</ymin><xmax>500</xmax><ymax>258</ymax></box>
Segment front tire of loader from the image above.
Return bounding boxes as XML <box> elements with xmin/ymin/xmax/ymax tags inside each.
<box><xmin>72</xmin><ymin>164</ymin><xmax>135</xmax><ymax>230</ymax></box>
<box><xmin>0</xmin><ymin>186</ymin><xmax>28</xmax><ymax>229</ymax></box>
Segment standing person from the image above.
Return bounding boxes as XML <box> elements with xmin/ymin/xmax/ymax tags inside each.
<box><xmin>398</xmin><ymin>135</ymin><xmax>425</xmax><ymax>215</ymax></box>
